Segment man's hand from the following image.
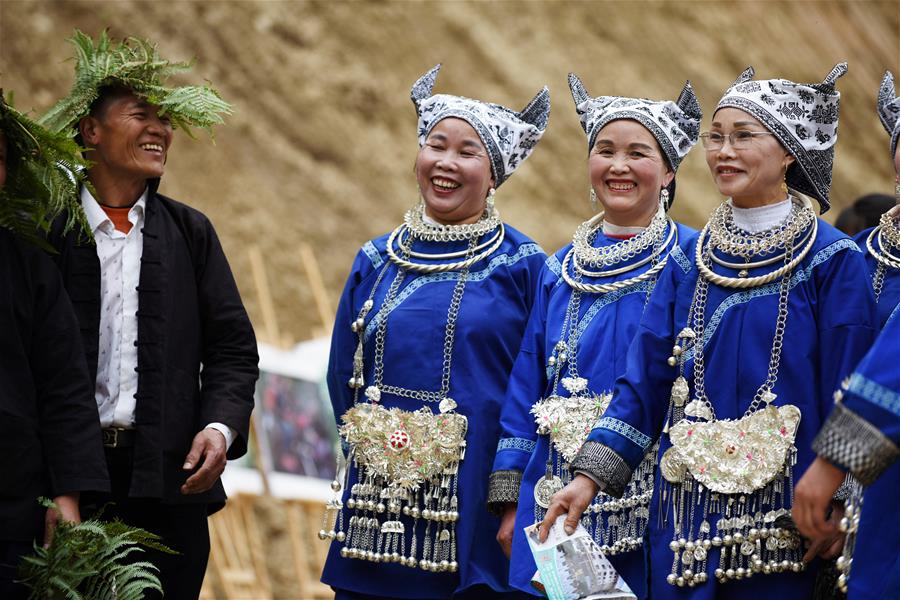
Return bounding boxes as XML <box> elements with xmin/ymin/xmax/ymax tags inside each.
<box><xmin>497</xmin><ymin>504</ymin><xmax>517</xmax><ymax>558</ymax></box>
<box><xmin>793</xmin><ymin>456</ymin><xmax>846</xmax><ymax>541</ymax></box>
<box><xmin>44</xmin><ymin>492</ymin><xmax>80</xmax><ymax>547</ymax></box>
<box><xmin>538</xmin><ymin>474</ymin><xmax>599</xmax><ymax>542</ymax></box>
<box><xmin>181</xmin><ymin>428</ymin><xmax>227</xmax><ymax>495</ymax></box>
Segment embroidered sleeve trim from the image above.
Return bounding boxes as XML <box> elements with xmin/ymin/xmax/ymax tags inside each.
<box><xmin>594</xmin><ymin>417</ymin><xmax>653</xmax><ymax>451</ymax></box>
<box><xmin>364</xmin><ymin>242</ymin><xmax>544</xmax><ymax>340</ymax></box>
<box><xmin>847</xmin><ymin>372</ymin><xmax>900</xmax><ymax>417</ymax></box>
<box><xmin>496</xmin><ymin>436</ymin><xmax>537</xmax><ymax>454</ymax></box>
<box><xmin>683</xmin><ymin>238</ymin><xmax>859</xmax><ymax>362</ymax></box>
<box><xmin>569</xmin><ymin>440</ymin><xmax>633</xmax><ymax>498</ymax></box>
<box><xmin>487</xmin><ymin>470</ymin><xmax>522</xmax><ymax>514</ymax></box>
<box><xmin>362</xmin><ymin>240</ymin><xmax>384</xmax><ymax>269</ymax></box>
<box><xmin>812</xmin><ymin>402</ymin><xmax>900</xmax><ymax>485</ymax></box>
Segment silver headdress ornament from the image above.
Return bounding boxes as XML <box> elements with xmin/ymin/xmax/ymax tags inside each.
<box><xmin>568</xmin><ymin>73</ymin><xmax>702</xmax><ymax>171</ymax></box>
<box><xmin>411</xmin><ymin>64</ymin><xmax>550</xmax><ymax>187</ymax></box>
<box><xmin>716</xmin><ymin>63</ymin><xmax>847</xmax><ymax>213</ymax></box>
<box><xmin>877</xmin><ymin>71</ymin><xmax>900</xmax><ymax>159</ymax></box>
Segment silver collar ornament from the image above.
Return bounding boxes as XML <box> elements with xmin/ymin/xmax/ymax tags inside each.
<box><xmin>865</xmin><ymin>204</ymin><xmax>900</xmax><ymax>303</ymax></box>
<box><xmin>658</xmin><ymin>197</ymin><xmax>818</xmax><ymax>587</ymax></box>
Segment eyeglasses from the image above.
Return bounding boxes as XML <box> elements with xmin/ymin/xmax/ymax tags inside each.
<box><xmin>699</xmin><ymin>130</ymin><xmax>775</xmax><ymax>150</ymax></box>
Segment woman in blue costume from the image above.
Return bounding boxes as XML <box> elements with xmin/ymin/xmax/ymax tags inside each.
<box><xmin>540</xmin><ymin>64</ymin><xmax>878</xmax><ymax>600</ymax></box>
<box><xmin>852</xmin><ymin>71</ymin><xmax>900</xmax><ymax>327</ymax></box>
<box><xmin>793</xmin><ymin>72</ymin><xmax>900</xmax><ymax>600</ymax></box>
<box><xmin>486</xmin><ymin>74</ymin><xmax>702</xmax><ymax>599</ymax></box>
<box><xmin>319</xmin><ymin>64</ymin><xmax>550</xmax><ymax>599</ymax></box>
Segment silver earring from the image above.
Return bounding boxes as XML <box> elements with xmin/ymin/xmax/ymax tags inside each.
<box><xmin>659</xmin><ymin>187</ymin><xmax>670</xmax><ymax>210</ymax></box>
<box><xmin>486</xmin><ymin>187</ymin><xmax>496</xmax><ymax>212</ymax></box>
<box><xmin>590</xmin><ymin>188</ymin><xmax>599</xmax><ymax>212</ymax></box>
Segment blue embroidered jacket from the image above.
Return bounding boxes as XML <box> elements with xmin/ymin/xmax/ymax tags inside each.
<box><xmin>575</xmin><ymin>220</ymin><xmax>877</xmax><ymax>599</ymax></box>
<box><xmin>321</xmin><ymin>224</ymin><xmax>545</xmax><ymax>598</ymax></box>
<box><xmin>489</xmin><ymin>221</ymin><xmax>694</xmax><ymax>598</ymax></box>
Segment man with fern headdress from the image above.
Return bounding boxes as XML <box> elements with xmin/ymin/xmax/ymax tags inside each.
<box><xmin>41</xmin><ymin>30</ymin><xmax>259</xmax><ymax>598</ymax></box>
<box><xmin>0</xmin><ymin>94</ymin><xmax>109</xmax><ymax>599</ymax></box>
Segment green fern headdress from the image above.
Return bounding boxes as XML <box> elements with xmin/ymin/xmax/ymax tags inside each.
<box><xmin>40</xmin><ymin>30</ymin><xmax>232</xmax><ymax>137</ymax></box>
<box><xmin>0</xmin><ymin>92</ymin><xmax>90</xmax><ymax>243</ymax></box>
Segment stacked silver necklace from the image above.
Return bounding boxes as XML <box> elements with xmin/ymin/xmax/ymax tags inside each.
<box><xmin>324</xmin><ymin>203</ymin><xmax>501</xmax><ymax>574</ymax></box>
<box><xmin>531</xmin><ymin>205</ymin><xmax>674</xmax><ymax>555</ymax></box>
<box><xmin>660</xmin><ymin>195</ymin><xmax>817</xmax><ymax>588</ymax></box>
<box><xmin>865</xmin><ymin>205</ymin><xmax>900</xmax><ymax>302</ymax></box>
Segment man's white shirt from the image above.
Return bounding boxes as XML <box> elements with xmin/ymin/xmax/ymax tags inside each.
<box><xmin>81</xmin><ymin>186</ymin><xmax>235</xmax><ymax>449</ymax></box>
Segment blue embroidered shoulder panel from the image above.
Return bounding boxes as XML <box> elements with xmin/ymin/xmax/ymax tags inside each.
<box><xmin>362</xmin><ymin>240</ymin><xmax>384</xmax><ymax>269</ymax></box>
<box><xmin>364</xmin><ymin>242</ymin><xmax>544</xmax><ymax>340</ymax></box>
<box><xmin>670</xmin><ymin>244</ymin><xmax>693</xmax><ymax>274</ymax></box>
<box><xmin>848</xmin><ymin>372</ymin><xmax>900</xmax><ymax>417</ymax></box>
<box><xmin>545</xmin><ymin>254</ymin><xmax>562</xmax><ymax>277</ymax></box>
<box><xmin>683</xmin><ymin>238</ymin><xmax>859</xmax><ymax>362</ymax></box>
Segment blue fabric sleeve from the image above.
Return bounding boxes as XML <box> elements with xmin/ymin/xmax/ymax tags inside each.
<box><xmin>582</xmin><ymin>257</ymin><xmax>682</xmax><ymax>469</ymax></box>
<box><xmin>813</xmin><ymin>241</ymin><xmax>878</xmax><ymax>421</ymax></box>
<box><xmin>326</xmin><ymin>247</ymin><xmax>377</xmax><ymax>422</ymax></box>
<box><xmin>491</xmin><ymin>260</ymin><xmax>555</xmax><ymax>474</ymax></box>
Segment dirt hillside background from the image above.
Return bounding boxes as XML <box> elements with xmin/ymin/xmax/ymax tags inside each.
<box><xmin>1</xmin><ymin>1</ymin><xmax>897</xmax><ymax>343</ymax></box>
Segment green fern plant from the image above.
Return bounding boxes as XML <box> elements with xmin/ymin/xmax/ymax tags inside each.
<box><xmin>18</xmin><ymin>499</ymin><xmax>176</xmax><ymax>600</ymax></box>
<box><xmin>0</xmin><ymin>92</ymin><xmax>91</xmax><ymax>245</ymax></box>
<box><xmin>40</xmin><ymin>30</ymin><xmax>232</xmax><ymax>139</ymax></box>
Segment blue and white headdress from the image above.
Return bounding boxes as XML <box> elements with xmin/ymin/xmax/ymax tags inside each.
<box><xmin>568</xmin><ymin>73</ymin><xmax>702</xmax><ymax>171</ymax></box>
<box><xmin>411</xmin><ymin>64</ymin><xmax>550</xmax><ymax>187</ymax></box>
<box><xmin>716</xmin><ymin>63</ymin><xmax>847</xmax><ymax>213</ymax></box>
<box><xmin>877</xmin><ymin>71</ymin><xmax>900</xmax><ymax>159</ymax></box>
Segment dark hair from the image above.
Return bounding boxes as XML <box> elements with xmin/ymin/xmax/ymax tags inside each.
<box><xmin>76</xmin><ymin>85</ymin><xmax>136</xmax><ymax>147</ymax></box>
<box><xmin>834</xmin><ymin>193</ymin><xmax>895</xmax><ymax>236</ymax></box>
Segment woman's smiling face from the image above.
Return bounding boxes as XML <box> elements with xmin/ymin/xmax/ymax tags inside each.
<box><xmin>705</xmin><ymin>108</ymin><xmax>794</xmax><ymax>207</ymax></box>
<box><xmin>589</xmin><ymin>119</ymin><xmax>673</xmax><ymax>227</ymax></box>
<box><xmin>415</xmin><ymin>117</ymin><xmax>494</xmax><ymax>226</ymax></box>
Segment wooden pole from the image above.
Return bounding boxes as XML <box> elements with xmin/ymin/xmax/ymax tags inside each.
<box><xmin>247</xmin><ymin>244</ymin><xmax>281</xmax><ymax>346</ymax></box>
<box><xmin>298</xmin><ymin>241</ymin><xmax>334</xmax><ymax>338</ymax></box>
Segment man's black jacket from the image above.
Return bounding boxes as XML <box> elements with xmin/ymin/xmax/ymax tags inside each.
<box><xmin>0</xmin><ymin>228</ymin><xmax>109</xmax><ymax>540</ymax></box>
<box><xmin>48</xmin><ymin>181</ymin><xmax>259</xmax><ymax>511</ymax></box>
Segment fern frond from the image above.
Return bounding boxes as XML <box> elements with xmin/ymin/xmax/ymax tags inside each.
<box><xmin>40</xmin><ymin>29</ymin><xmax>231</xmax><ymax>138</ymax></box>
<box><xmin>0</xmin><ymin>93</ymin><xmax>91</xmax><ymax>242</ymax></box>
<box><xmin>20</xmin><ymin>502</ymin><xmax>174</xmax><ymax>600</ymax></box>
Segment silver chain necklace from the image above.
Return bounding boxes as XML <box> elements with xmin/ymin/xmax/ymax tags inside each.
<box><xmin>707</xmin><ymin>197</ymin><xmax>814</xmax><ymax>259</ymax></box>
<box><xmin>348</xmin><ymin>209</ymin><xmax>501</xmax><ymax>412</ymax></box>
<box><xmin>865</xmin><ymin>206</ymin><xmax>900</xmax><ymax>303</ymax></box>
<box><xmin>571</xmin><ymin>204</ymin><xmax>668</xmax><ymax>268</ymax></box>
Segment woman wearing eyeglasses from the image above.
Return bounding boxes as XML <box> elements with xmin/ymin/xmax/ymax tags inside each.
<box><xmin>487</xmin><ymin>75</ymin><xmax>701</xmax><ymax>599</ymax></box>
<box><xmin>540</xmin><ymin>64</ymin><xmax>877</xmax><ymax>599</ymax></box>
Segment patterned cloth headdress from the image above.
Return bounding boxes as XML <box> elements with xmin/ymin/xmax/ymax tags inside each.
<box><xmin>40</xmin><ymin>30</ymin><xmax>232</xmax><ymax>138</ymax></box>
<box><xmin>411</xmin><ymin>64</ymin><xmax>550</xmax><ymax>187</ymax></box>
<box><xmin>877</xmin><ymin>71</ymin><xmax>900</xmax><ymax>159</ymax></box>
<box><xmin>0</xmin><ymin>92</ymin><xmax>90</xmax><ymax>245</ymax></box>
<box><xmin>716</xmin><ymin>63</ymin><xmax>848</xmax><ymax>213</ymax></box>
<box><xmin>568</xmin><ymin>73</ymin><xmax>702</xmax><ymax>171</ymax></box>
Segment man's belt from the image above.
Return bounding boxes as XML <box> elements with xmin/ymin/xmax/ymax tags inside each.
<box><xmin>102</xmin><ymin>427</ymin><xmax>136</xmax><ymax>448</ymax></box>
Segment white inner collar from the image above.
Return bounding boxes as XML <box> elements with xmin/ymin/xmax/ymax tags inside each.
<box><xmin>602</xmin><ymin>221</ymin><xmax>646</xmax><ymax>236</ymax></box>
<box><xmin>729</xmin><ymin>197</ymin><xmax>792</xmax><ymax>233</ymax></box>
